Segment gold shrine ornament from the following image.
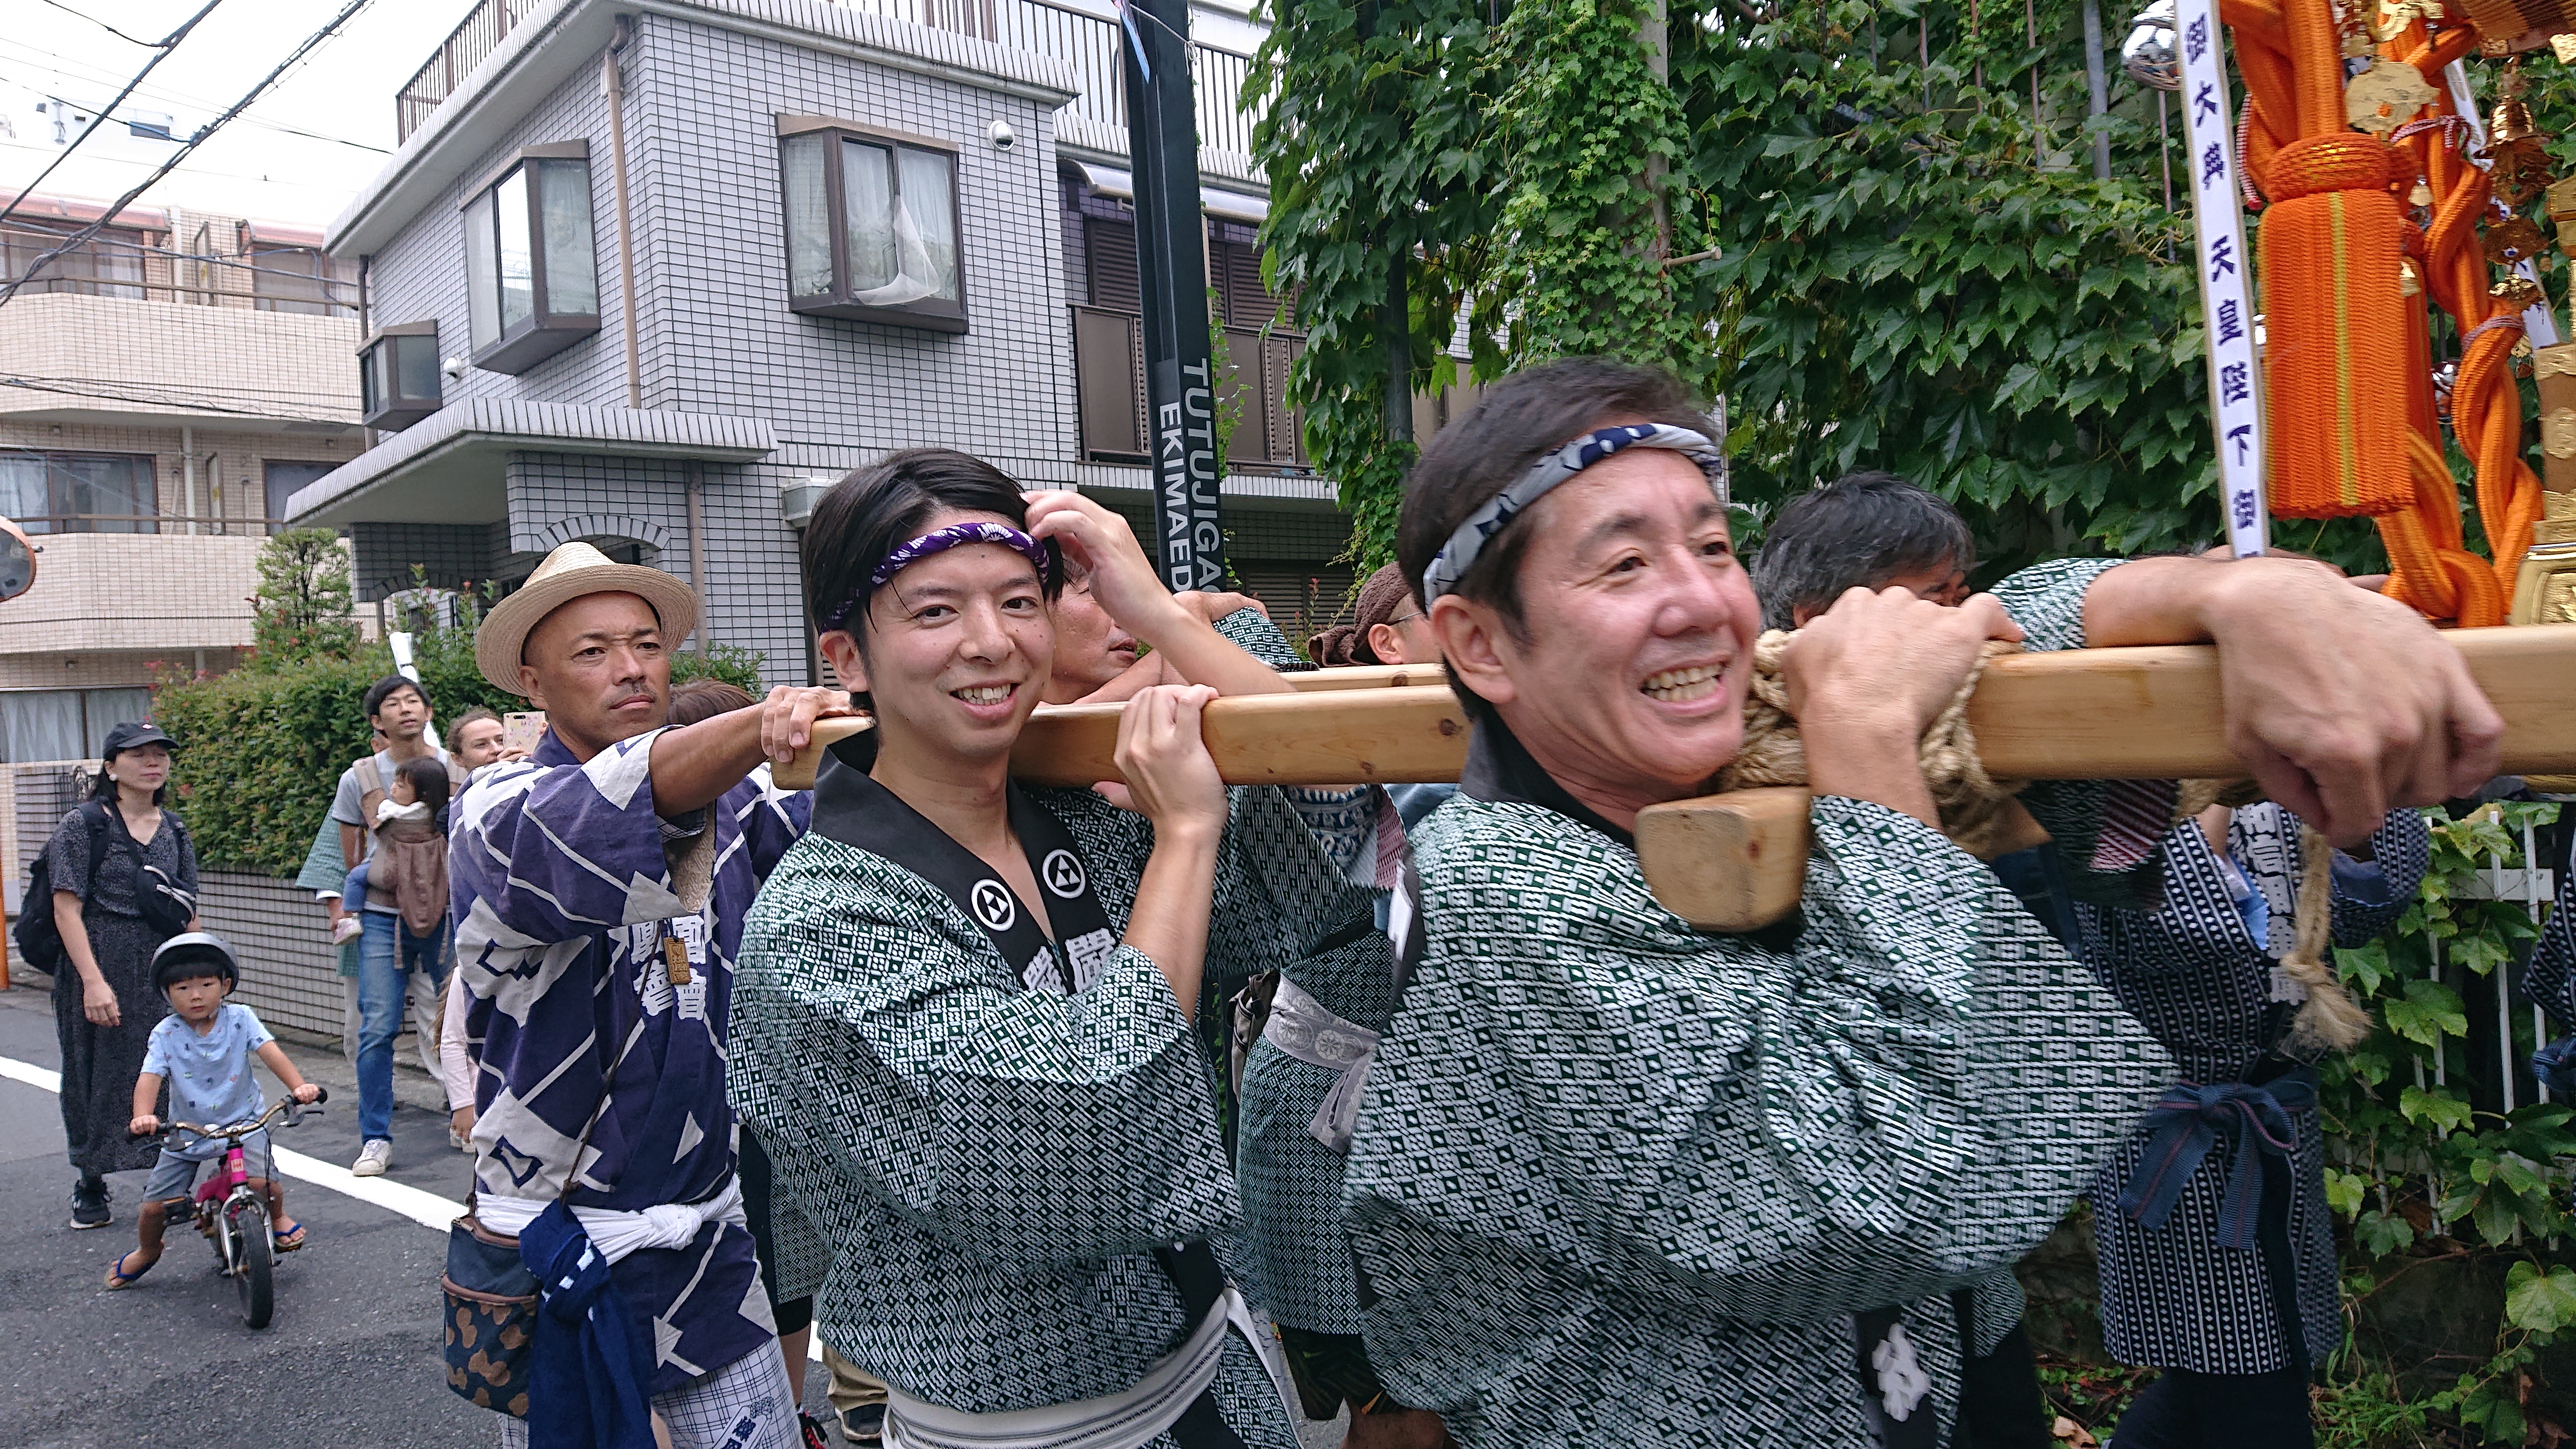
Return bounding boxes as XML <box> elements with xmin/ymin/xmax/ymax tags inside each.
<box><xmin>2509</xmin><ymin>489</ymin><xmax>2576</xmax><ymax>625</ymax></box>
<box><xmin>2485</xmin><ymin>69</ymin><xmax>2556</xmax><ymax>207</ymax></box>
<box><xmin>2550</xmin><ymin>175</ymin><xmax>2576</xmax><ymax>257</ymax></box>
<box><xmin>2451</xmin><ymin>0</ymin><xmax>2576</xmax><ymax>44</ymax></box>
<box><xmin>2485</xmin><ymin>213</ymin><xmax>2551</xmax><ymax>264</ymax></box>
<box><xmin>2347</xmin><ymin>62</ymin><xmax>2439</xmax><ymax>134</ymax></box>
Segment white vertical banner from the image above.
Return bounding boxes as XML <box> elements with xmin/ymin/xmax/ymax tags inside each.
<box><xmin>2175</xmin><ymin>0</ymin><xmax>2269</xmax><ymax>556</ymax></box>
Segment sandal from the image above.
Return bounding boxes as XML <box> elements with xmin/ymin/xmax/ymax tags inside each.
<box><xmin>271</xmin><ymin>1220</ymin><xmax>306</xmax><ymax>1253</ymax></box>
<box><xmin>103</xmin><ymin>1250</ymin><xmax>155</xmax><ymax>1289</ymax></box>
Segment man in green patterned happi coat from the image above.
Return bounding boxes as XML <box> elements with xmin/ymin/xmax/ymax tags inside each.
<box><xmin>1344</xmin><ymin>359</ymin><xmax>2506</xmax><ymax>1447</ymax></box>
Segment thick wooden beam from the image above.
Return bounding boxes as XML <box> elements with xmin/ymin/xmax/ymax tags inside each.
<box><xmin>782</xmin><ymin>624</ymin><xmax>2576</xmax><ymax>790</ymax></box>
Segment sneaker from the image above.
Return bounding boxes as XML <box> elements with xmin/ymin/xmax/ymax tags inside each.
<box><xmin>351</xmin><ymin>1139</ymin><xmax>392</xmax><ymax>1177</ymax></box>
<box><xmin>797</xmin><ymin>1412</ymin><xmax>831</xmax><ymax>1449</ymax></box>
<box><xmin>449</xmin><ymin>1125</ymin><xmax>472</xmax><ymax>1152</ymax></box>
<box><xmin>68</xmin><ymin>1178</ymin><xmax>110</xmax><ymax>1229</ymax></box>
<box><xmin>840</xmin><ymin>1405</ymin><xmax>885</xmax><ymax>1446</ymax></box>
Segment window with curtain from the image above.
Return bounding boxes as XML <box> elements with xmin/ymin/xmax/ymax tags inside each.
<box><xmin>248</xmin><ymin>244</ymin><xmax>358</xmax><ymax>316</ymax></box>
<box><xmin>0</xmin><ymin>451</ymin><xmax>158</xmax><ymax>533</ymax></box>
<box><xmin>461</xmin><ymin>146</ymin><xmax>600</xmax><ymax>373</ymax></box>
<box><xmin>0</xmin><ymin>220</ymin><xmax>147</xmax><ymax>299</ymax></box>
<box><xmin>776</xmin><ymin>122</ymin><xmax>967</xmax><ymax>331</ymax></box>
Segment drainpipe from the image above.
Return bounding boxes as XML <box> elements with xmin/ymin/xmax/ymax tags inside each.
<box><xmin>604</xmin><ymin>18</ymin><xmax>643</xmax><ymax>410</ymax></box>
<box><xmin>181</xmin><ymin>425</ymin><xmax>198</xmax><ymax>536</ymax></box>
<box><xmin>686</xmin><ymin>461</ymin><xmax>708</xmax><ymax>658</ymax></box>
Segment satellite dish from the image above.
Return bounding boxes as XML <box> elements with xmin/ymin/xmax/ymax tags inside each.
<box><xmin>0</xmin><ymin>519</ymin><xmax>37</xmax><ymax>602</ymax></box>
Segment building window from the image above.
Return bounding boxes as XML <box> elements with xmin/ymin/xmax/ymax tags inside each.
<box><xmin>263</xmin><ymin>461</ymin><xmax>334</xmax><ymax>532</ymax></box>
<box><xmin>0</xmin><ymin>688</ymin><xmax>155</xmax><ymax>763</ymax></box>
<box><xmin>0</xmin><ymin>451</ymin><xmax>158</xmax><ymax>533</ymax></box>
<box><xmin>461</xmin><ymin>144</ymin><xmax>599</xmax><ymax>373</ymax></box>
<box><xmin>359</xmin><ymin>322</ymin><xmax>442</xmax><ymax>430</ymax></box>
<box><xmin>1071</xmin><ymin>211</ymin><xmax>1306</xmax><ymax>470</ymax></box>
<box><xmin>247</xmin><ymin>242</ymin><xmax>359</xmax><ymax>316</ymax></box>
<box><xmin>778</xmin><ymin>118</ymin><xmax>966</xmax><ymax>332</ymax></box>
<box><xmin>0</xmin><ymin>219</ymin><xmax>147</xmax><ymax>299</ymax></box>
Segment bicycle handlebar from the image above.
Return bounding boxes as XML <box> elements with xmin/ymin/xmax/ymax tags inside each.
<box><xmin>141</xmin><ymin>1086</ymin><xmax>329</xmax><ymax>1142</ymax></box>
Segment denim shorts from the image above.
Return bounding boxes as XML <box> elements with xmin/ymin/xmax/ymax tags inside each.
<box><xmin>141</xmin><ymin>1130</ymin><xmax>270</xmax><ymax>1204</ymax></box>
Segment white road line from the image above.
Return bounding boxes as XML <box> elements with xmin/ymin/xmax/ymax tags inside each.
<box><xmin>0</xmin><ymin>1050</ymin><xmax>464</xmax><ymax>1232</ymax></box>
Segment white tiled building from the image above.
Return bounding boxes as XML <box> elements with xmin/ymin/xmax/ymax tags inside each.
<box><xmin>292</xmin><ymin>0</ymin><xmax>1359</xmax><ymax>682</ymax></box>
<box><xmin>0</xmin><ymin>193</ymin><xmax>364</xmax><ymax>761</ymax></box>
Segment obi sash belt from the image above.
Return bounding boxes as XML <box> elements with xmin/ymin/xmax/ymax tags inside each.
<box><xmin>2116</xmin><ymin>1068</ymin><xmax>2319</xmax><ymax>1252</ymax></box>
<box><xmin>1260</xmin><ymin>977</ymin><xmax>1380</xmax><ymax>1152</ymax></box>
<box><xmin>811</xmin><ymin>742</ymin><xmax>1300</xmax><ymax>1449</ymax></box>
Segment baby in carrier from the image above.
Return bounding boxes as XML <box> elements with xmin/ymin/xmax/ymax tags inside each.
<box><xmin>340</xmin><ymin>755</ymin><xmax>451</xmax><ymax>953</ymax></box>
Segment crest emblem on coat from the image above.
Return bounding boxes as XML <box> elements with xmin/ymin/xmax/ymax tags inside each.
<box><xmin>970</xmin><ymin>879</ymin><xmax>1017</xmax><ymax>932</ymax></box>
<box><xmin>1040</xmin><ymin>849</ymin><xmax>1086</xmax><ymax>899</ymax></box>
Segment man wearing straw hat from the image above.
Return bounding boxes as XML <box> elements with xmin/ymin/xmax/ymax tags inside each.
<box><xmin>448</xmin><ymin>542</ymin><xmax>848</xmax><ymax>1449</ymax></box>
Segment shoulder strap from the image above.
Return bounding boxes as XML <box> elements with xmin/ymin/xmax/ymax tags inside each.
<box><xmin>81</xmin><ymin>800</ymin><xmax>115</xmax><ymax>886</ymax></box>
<box><xmin>355</xmin><ymin>754</ymin><xmax>384</xmax><ymax>796</ymax></box>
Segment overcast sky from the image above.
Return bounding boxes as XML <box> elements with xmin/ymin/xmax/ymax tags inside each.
<box><xmin>0</xmin><ymin>0</ymin><xmax>477</xmax><ymax>229</ymax></box>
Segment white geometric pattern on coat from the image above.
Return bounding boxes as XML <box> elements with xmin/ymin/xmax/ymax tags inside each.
<box><xmin>2078</xmin><ymin>806</ymin><xmax>2426</xmax><ymax>1374</ymax></box>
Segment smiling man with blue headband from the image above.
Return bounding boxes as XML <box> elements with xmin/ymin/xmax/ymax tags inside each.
<box><xmin>1339</xmin><ymin>356</ymin><xmax>2503</xmax><ymax>1448</ymax></box>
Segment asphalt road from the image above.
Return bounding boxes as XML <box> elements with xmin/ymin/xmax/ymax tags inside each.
<box><xmin>0</xmin><ymin>985</ymin><xmax>497</xmax><ymax>1449</ymax></box>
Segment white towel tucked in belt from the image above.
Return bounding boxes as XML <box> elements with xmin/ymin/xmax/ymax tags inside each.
<box><xmin>476</xmin><ymin>1176</ymin><xmax>746</xmax><ymax>1266</ymax></box>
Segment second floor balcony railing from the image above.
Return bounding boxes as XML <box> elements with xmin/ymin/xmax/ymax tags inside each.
<box><xmin>394</xmin><ymin>0</ymin><xmax>1262</xmax><ymax>166</ymax></box>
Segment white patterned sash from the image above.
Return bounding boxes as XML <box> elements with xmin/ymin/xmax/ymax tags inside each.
<box><xmin>1260</xmin><ymin>976</ymin><xmax>1380</xmax><ymax>1152</ymax></box>
<box><xmin>882</xmin><ymin>1284</ymin><xmax>1295</xmax><ymax>1449</ymax></box>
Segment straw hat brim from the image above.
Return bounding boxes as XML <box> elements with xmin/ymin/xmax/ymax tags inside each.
<box><xmin>475</xmin><ymin>557</ymin><xmax>701</xmax><ymax>697</ymax></box>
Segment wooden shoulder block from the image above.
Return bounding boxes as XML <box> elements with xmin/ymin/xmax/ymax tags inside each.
<box><xmin>1633</xmin><ymin>787</ymin><xmax>1814</xmax><ymax>937</ymax></box>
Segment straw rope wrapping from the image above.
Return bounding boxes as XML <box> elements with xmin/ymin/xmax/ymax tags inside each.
<box><xmin>1717</xmin><ymin>629</ymin><xmax>2363</xmax><ymax>1052</ymax></box>
<box><xmin>1715</xmin><ymin>631</ymin><xmax>2031</xmax><ymax>856</ymax></box>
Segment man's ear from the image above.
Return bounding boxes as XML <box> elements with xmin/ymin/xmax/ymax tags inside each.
<box><xmin>516</xmin><ymin>664</ymin><xmax>548</xmax><ymax>711</ymax></box>
<box><xmin>819</xmin><ymin>632</ymin><xmax>869</xmax><ymax>695</ymax></box>
<box><xmin>1428</xmin><ymin>595</ymin><xmax>1516</xmax><ymax>709</ymax></box>
<box><xmin>1365</xmin><ymin>622</ymin><xmax>1405</xmax><ymax>666</ymax></box>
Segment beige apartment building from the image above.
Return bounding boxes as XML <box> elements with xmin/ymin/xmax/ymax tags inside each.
<box><xmin>0</xmin><ymin>192</ymin><xmax>362</xmax><ymax>761</ymax></box>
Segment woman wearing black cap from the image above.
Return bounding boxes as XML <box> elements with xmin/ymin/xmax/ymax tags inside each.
<box><xmin>51</xmin><ymin>721</ymin><xmax>199</xmax><ymax>1229</ymax></box>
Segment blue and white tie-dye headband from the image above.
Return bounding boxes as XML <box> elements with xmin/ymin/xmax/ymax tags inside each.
<box><xmin>1419</xmin><ymin>422</ymin><xmax>1730</xmax><ymax>601</ymax></box>
<box><xmin>819</xmin><ymin>521</ymin><xmax>1054</xmax><ymax>632</ymax></box>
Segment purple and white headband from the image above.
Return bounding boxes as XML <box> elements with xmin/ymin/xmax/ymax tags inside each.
<box><xmin>818</xmin><ymin>521</ymin><xmax>1054</xmax><ymax>632</ymax></box>
<box><xmin>1420</xmin><ymin>421</ymin><xmax>1730</xmax><ymax>601</ymax></box>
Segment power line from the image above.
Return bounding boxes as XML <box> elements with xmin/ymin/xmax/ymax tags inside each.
<box><xmin>0</xmin><ymin>58</ymin><xmax>392</xmax><ymax>154</ymax></box>
<box><xmin>0</xmin><ymin>373</ymin><xmax>357</xmax><ymax>422</ymax></box>
<box><xmin>0</xmin><ymin>0</ymin><xmax>376</xmax><ymax>310</ymax></box>
<box><xmin>0</xmin><ymin>0</ymin><xmax>227</xmax><ymax>234</ymax></box>
<box><xmin>30</xmin><ymin>0</ymin><xmax>160</xmax><ymax>49</ymax></box>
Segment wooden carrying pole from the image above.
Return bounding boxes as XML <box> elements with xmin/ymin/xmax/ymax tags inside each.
<box><xmin>777</xmin><ymin>624</ymin><xmax>2576</xmax><ymax>929</ymax></box>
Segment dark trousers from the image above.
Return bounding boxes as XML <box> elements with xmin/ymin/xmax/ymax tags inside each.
<box><xmin>2110</xmin><ymin>1367</ymin><xmax>2314</xmax><ymax>1449</ymax></box>
<box><xmin>1952</xmin><ymin>1291</ymin><xmax>2052</xmax><ymax>1449</ymax></box>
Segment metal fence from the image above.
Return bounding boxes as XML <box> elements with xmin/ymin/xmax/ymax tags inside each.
<box><xmin>395</xmin><ymin>0</ymin><xmax>544</xmax><ymax>143</ymax></box>
<box><xmin>394</xmin><ymin>0</ymin><xmax>1261</xmax><ymax>162</ymax></box>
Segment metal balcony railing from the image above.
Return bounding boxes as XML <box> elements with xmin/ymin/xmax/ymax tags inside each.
<box><xmin>393</xmin><ymin>0</ymin><xmax>1263</xmax><ymax>165</ymax></box>
<box><xmin>395</xmin><ymin>0</ymin><xmax>544</xmax><ymax>143</ymax></box>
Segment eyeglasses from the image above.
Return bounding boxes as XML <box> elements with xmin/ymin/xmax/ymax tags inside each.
<box><xmin>1386</xmin><ymin>612</ymin><xmax>1423</xmax><ymax>626</ymax></box>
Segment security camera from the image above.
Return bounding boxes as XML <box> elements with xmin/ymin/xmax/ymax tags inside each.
<box><xmin>442</xmin><ymin>355</ymin><xmax>468</xmax><ymax>380</ymax></box>
<box><xmin>988</xmin><ymin>119</ymin><xmax>1015</xmax><ymax>151</ymax></box>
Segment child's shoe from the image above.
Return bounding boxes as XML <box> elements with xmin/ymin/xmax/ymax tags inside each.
<box><xmin>331</xmin><ymin>916</ymin><xmax>362</xmax><ymax>945</ymax></box>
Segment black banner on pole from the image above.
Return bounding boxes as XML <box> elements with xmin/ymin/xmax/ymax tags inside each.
<box><xmin>1118</xmin><ymin>0</ymin><xmax>1226</xmax><ymax>592</ymax></box>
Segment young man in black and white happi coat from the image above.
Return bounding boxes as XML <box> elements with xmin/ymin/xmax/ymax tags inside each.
<box><xmin>1752</xmin><ymin>475</ymin><xmax>2435</xmax><ymax>1448</ymax></box>
<box><xmin>1344</xmin><ymin>358</ymin><xmax>2506</xmax><ymax>1448</ymax></box>
<box><xmin>729</xmin><ymin>450</ymin><xmax>1382</xmax><ymax>1449</ymax></box>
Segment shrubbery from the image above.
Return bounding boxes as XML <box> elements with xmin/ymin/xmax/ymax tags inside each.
<box><xmin>152</xmin><ymin>538</ymin><xmax>767</xmax><ymax>875</ymax></box>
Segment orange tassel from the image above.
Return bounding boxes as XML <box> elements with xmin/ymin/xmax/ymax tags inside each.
<box><xmin>2261</xmin><ymin>134</ymin><xmax>2416</xmax><ymax>518</ymax></box>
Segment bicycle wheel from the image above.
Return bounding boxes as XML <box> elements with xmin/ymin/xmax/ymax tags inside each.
<box><xmin>229</xmin><ymin>1203</ymin><xmax>273</xmax><ymax>1330</ymax></box>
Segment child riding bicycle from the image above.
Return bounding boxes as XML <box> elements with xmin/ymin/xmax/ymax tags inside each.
<box><xmin>106</xmin><ymin>932</ymin><xmax>321</xmax><ymax>1289</ymax></box>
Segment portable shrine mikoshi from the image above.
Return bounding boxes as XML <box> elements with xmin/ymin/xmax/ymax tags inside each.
<box><xmin>777</xmin><ymin>622</ymin><xmax>2576</xmax><ymax>931</ymax></box>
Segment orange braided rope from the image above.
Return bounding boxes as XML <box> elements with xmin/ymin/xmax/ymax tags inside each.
<box><xmin>2217</xmin><ymin>0</ymin><xmax>2537</xmax><ymax>625</ymax></box>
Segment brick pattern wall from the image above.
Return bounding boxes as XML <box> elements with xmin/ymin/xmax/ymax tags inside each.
<box><xmin>349</xmin><ymin>520</ymin><xmax>511</xmax><ymax>600</ymax></box>
<box><xmin>193</xmin><ymin>869</ymin><xmax>343</xmax><ymax>1039</ymax></box>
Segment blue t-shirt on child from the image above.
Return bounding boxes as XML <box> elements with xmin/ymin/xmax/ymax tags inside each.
<box><xmin>142</xmin><ymin>1002</ymin><xmax>275</xmax><ymax>1161</ymax></box>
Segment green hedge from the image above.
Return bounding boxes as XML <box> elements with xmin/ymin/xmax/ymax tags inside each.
<box><xmin>155</xmin><ymin>628</ymin><xmax>767</xmax><ymax>876</ymax></box>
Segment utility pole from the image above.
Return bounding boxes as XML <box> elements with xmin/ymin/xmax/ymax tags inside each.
<box><xmin>1121</xmin><ymin>0</ymin><xmax>1228</xmax><ymax>591</ymax></box>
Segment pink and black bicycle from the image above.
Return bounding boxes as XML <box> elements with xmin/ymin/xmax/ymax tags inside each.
<box><xmin>142</xmin><ymin>1088</ymin><xmax>327</xmax><ymax>1330</ymax></box>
